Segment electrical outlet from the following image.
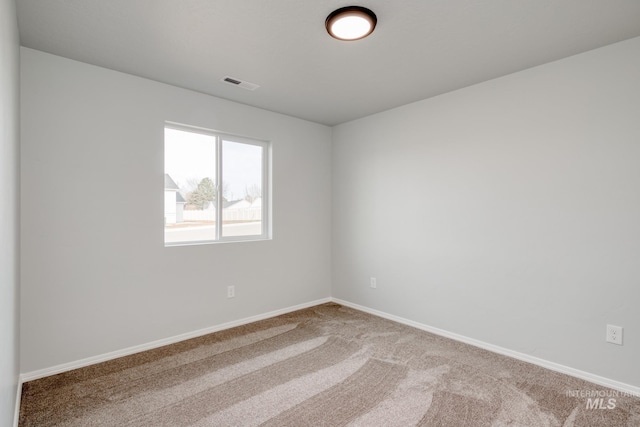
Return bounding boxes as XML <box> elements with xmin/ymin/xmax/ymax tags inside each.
<box><xmin>370</xmin><ymin>277</ymin><xmax>377</xmax><ymax>289</ymax></box>
<box><xmin>606</xmin><ymin>324</ymin><xmax>623</xmax><ymax>345</ymax></box>
<box><xmin>227</xmin><ymin>285</ymin><xmax>235</xmax><ymax>299</ymax></box>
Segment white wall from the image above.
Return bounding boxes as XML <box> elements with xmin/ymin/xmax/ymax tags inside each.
<box><xmin>20</xmin><ymin>48</ymin><xmax>332</xmax><ymax>373</ymax></box>
<box><xmin>332</xmin><ymin>37</ymin><xmax>640</xmax><ymax>387</ymax></box>
<box><xmin>0</xmin><ymin>0</ymin><xmax>20</xmax><ymax>424</ymax></box>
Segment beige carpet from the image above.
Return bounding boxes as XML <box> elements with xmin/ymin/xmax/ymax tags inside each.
<box><xmin>19</xmin><ymin>303</ymin><xmax>640</xmax><ymax>426</ymax></box>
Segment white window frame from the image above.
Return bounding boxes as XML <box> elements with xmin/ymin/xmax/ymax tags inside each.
<box><xmin>164</xmin><ymin>122</ymin><xmax>271</xmax><ymax>246</ymax></box>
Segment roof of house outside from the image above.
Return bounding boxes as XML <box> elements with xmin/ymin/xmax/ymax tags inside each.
<box><xmin>223</xmin><ymin>199</ymin><xmax>243</xmax><ymax>209</ymax></box>
<box><xmin>164</xmin><ymin>173</ymin><xmax>180</xmax><ymax>190</ymax></box>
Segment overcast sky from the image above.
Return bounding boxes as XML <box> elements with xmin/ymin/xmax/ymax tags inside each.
<box><xmin>164</xmin><ymin>127</ymin><xmax>262</xmax><ymax>201</ymax></box>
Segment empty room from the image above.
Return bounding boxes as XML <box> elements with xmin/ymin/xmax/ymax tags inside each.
<box><xmin>2</xmin><ymin>0</ymin><xmax>640</xmax><ymax>426</ymax></box>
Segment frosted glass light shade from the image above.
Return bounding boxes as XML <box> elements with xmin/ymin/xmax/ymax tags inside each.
<box><xmin>326</xmin><ymin>6</ymin><xmax>377</xmax><ymax>41</ymax></box>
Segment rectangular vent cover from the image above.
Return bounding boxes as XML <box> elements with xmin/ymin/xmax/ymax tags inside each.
<box><xmin>221</xmin><ymin>76</ymin><xmax>260</xmax><ymax>91</ymax></box>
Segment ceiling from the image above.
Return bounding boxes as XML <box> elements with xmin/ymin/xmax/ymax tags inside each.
<box><xmin>16</xmin><ymin>0</ymin><xmax>640</xmax><ymax>126</ymax></box>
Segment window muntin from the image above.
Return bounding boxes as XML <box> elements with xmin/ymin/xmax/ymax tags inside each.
<box><xmin>164</xmin><ymin>123</ymin><xmax>269</xmax><ymax>245</ymax></box>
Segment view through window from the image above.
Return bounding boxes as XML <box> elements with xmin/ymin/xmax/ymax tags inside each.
<box><xmin>164</xmin><ymin>124</ymin><xmax>268</xmax><ymax>245</ymax></box>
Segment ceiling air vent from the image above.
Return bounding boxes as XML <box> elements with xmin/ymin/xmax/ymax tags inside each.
<box><xmin>221</xmin><ymin>76</ymin><xmax>260</xmax><ymax>91</ymax></box>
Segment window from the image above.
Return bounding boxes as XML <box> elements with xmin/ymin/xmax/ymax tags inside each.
<box><xmin>164</xmin><ymin>123</ymin><xmax>269</xmax><ymax>245</ymax></box>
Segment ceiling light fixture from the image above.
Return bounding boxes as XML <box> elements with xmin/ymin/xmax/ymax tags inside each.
<box><xmin>326</xmin><ymin>6</ymin><xmax>377</xmax><ymax>41</ymax></box>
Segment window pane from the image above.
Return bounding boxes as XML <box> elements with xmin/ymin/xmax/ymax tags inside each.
<box><xmin>222</xmin><ymin>139</ymin><xmax>263</xmax><ymax>237</ymax></box>
<box><xmin>164</xmin><ymin>128</ymin><xmax>217</xmax><ymax>244</ymax></box>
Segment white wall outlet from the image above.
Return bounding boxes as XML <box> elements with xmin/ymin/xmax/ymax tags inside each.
<box><xmin>227</xmin><ymin>285</ymin><xmax>235</xmax><ymax>298</ymax></box>
<box><xmin>606</xmin><ymin>324</ymin><xmax>623</xmax><ymax>345</ymax></box>
<box><xmin>370</xmin><ymin>277</ymin><xmax>377</xmax><ymax>289</ymax></box>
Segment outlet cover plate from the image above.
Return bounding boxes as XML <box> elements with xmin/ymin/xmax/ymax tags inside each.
<box><xmin>606</xmin><ymin>324</ymin><xmax>623</xmax><ymax>345</ymax></box>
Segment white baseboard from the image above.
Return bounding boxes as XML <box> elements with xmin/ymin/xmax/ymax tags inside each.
<box><xmin>13</xmin><ymin>380</ymin><xmax>22</xmax><ymax>427</ymax></box>
<box><xmin>19</xmin><ymin>297</ymin><xmax>331</xmax><ymax>383</ymax></box>
<box><xmin>331</xmin><ymin>297</ymin><xmax>640</xmax><ymax>397</ymax></box>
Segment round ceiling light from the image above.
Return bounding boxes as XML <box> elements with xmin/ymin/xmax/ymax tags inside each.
<box><xmin>325</xmin><ymin>6</ymin><xmax>377</xmax><ymax>41</ymax></box>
